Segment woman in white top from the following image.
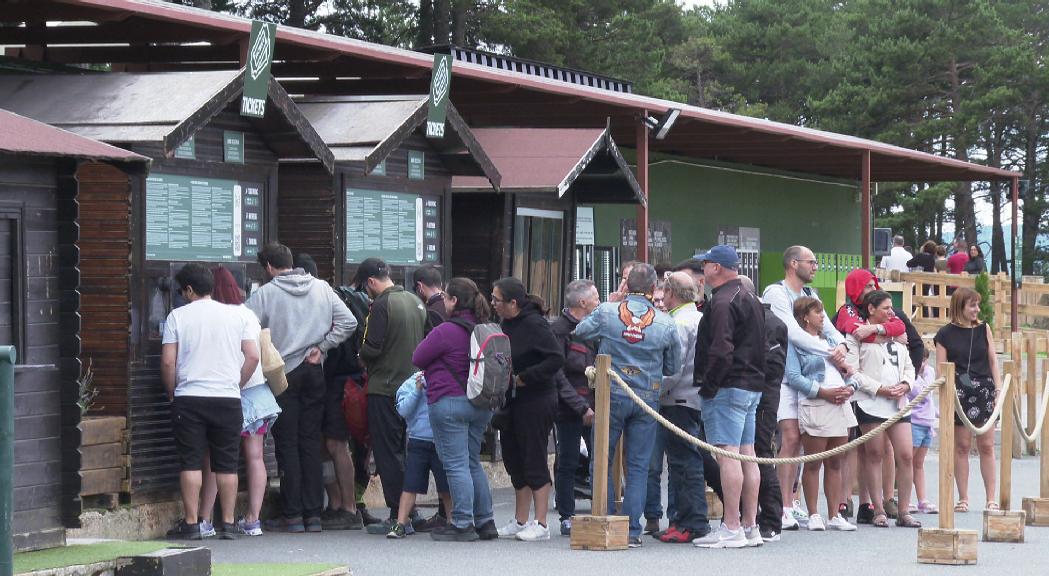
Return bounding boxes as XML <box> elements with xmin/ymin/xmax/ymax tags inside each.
<box><xmin>846</xmin><ymin>290</ymin><xmax>919</xmax><ymax>528</ymax></box>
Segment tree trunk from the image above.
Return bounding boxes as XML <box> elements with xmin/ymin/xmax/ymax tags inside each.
<box><xmin>416</xmin><ymin>0</ymin><xmax>434</xmax><ymax>48</ymax></box>
<box><xmin>946</xmin><ymin>57</ymin><xmax>977</xmax><ymax>246</ymax></box>
<box><xmin>434</xmin><ymin>0</ymin><xmax>451</xmax><ymax>46</ymax></box>
<box><xmin>987</xmin><ymin>124</ymin><xmax>1007</xmax><ymax>274</ymax></box>
<box><xmin>1021</xmin><ymin>118</ymin><xmax>1044</xmax><ymax>275</ymax></box>
<box><xmin>452</xmin><ymin>0</ymin><xmax>468</xmax><ymax>46</ymax></box>
<box><xmin>288</xmin><ymin>0</ymin><xmax>307</xmax><ymax>28</ymax></box>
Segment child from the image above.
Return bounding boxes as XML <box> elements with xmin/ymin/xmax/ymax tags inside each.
<box><xmin>388</xmin><ymin>372</ymin><xmax>453</xmax><ymax>538</ymax></box>
<box><xmin>908</xmin><ymin>346</ymin><xmax>939</xmax><ymax>514</ymax></box>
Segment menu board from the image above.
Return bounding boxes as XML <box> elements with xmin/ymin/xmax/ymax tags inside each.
<box><xmin>145</xmin><ymin>172</ymin><xmax>263</xmax><ymax>262</ymax></box>
<box><xmin>345</xmin><ymin>188</ymin><xmax>440</xmax><ymax>265</ymax></box>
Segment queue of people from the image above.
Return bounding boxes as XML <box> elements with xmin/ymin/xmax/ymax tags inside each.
<box><xmin>161</xmin><ymin>240</ymin><xmax>999</xmax><ymax>551</ymax></box>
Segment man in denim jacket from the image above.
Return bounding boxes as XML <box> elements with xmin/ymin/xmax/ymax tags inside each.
<box><xmin>574</xmin><ymin>263</ymin><xmax>680</xmax><ymax>547</ymax></box>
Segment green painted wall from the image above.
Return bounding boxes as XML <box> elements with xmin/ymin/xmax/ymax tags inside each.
<box><xmin>587</xmin><ymin>155</ymin><xmax>862</xmax><ymax>269</ymax></box>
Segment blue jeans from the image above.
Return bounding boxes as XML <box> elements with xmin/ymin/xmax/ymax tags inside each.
<box><xmin>429</xmin><ymin>395</ymin><xmax>494</xmax><ymax>529</ymax></box>
<box><xmin>554</xmin><ymin>418</ymin><xmax>591</xmax><ymax>520</ymax></box>
<box><xmin>645</xmin><ymin>414</ymin><xmax>677</xmax><ymax>520</ymax></box>
<box><xmin>662</xmin><ymin>405</ymin><xmax>709</xmax><ymax>532</ymax></box>
<box><xmin>603</xmin><ymin>393</ymin><xmax>658</xmax><ymax>538</ymax></box>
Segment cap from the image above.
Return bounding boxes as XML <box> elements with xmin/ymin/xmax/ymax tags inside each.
<box><xmin>352</xmin><ymin>257</ymin><xmax>389</xmax><ymax>291</ymax></box>
<box><xmin>696</xmin><ymin>245</ymin><xmax>739</xmax><ymax>269</ymax></box>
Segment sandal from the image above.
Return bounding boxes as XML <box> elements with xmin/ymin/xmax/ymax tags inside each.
<box><xmin>954</xmin><ymin>500</ymin><xmax>969</xmax><ymax>513</ymax></box>
<box><xmin>872</xmin><ymin>512</ymin><xmax>889</xmax><ymax>528</ymax></box>
<box><xmin>896</xmin><ymin>514</ymin><xmax>922</xmax><ymax>528</ymax></box>
<box><xmin>986</xmin><ymin>502</ymin><xmax>1001</xmax><ymax>512</ymax></box>
<box><xmin>918</xmin><ymin>501</ymin><xmax>939</xmax><ymax>514</ymax></box>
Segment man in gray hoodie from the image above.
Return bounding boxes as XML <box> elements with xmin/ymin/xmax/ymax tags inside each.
<box><xmin>246</xmin><ymin>242</ymin><xmax>356</xmax><ymax>533</ymax></box>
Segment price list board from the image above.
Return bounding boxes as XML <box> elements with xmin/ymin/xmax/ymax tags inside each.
<box><xmin>345</xmin><ymin>188</ymin><xmax>440</xmax><ymax>265</ymax></box>
<box><xmin>145</xmin><ymin>172</ymin><xmax>263</xmax><ymax>262</ymax></box>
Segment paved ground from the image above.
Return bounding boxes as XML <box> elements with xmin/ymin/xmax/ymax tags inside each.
<box><xmin>206</xmin><ymin>453</ymin><xmax>1047</xmax><ymax>576</ymax></box>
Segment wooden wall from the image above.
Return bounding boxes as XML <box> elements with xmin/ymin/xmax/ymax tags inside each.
<box><xmin>277</xmin><ymin>164</ymin><xmax>336</xmax><ymax>283</ymax></box>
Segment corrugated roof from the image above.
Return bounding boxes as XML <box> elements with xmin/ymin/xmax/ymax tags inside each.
<box><xmin>0</xmin><ymin>108</ymin><xmax>149</xmax><ymax>163</ymax></box>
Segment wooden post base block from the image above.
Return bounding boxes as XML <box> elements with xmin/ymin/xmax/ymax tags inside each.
<box><xmin>1022</xmin><ymin>497</ymin><xmax>1049</xmax><ymax>526</ymax></box>
<box><xmin>116</xmin><ymin>547</ymin><xmax>211</xmax><ymax>576</ymax></box>
<box><xmin>917</xmin><ymin>528</ymin><xmax>978</xmax><ymax>565</ymax></box>
<box><xmin>570</xmin><ymin>515</ymin><xmax>629</xmax><ymax>551</ymax></box>
<box><xmin>983</xmin><ymin>510</ymin><xmax>1026</xmax><ymax>542</ymax></box>
<box><xmin>706</xmin><ymin>487</ymin><xmax>723</xmax><ymax>520</ymax></box>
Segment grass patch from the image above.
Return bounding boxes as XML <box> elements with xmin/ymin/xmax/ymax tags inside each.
<box><xmin>15</xmin><ymin>542</ymin><xmax>173</xmax><ymax>574</ymax></box>
<box><xmin>213</xmin><ymin>564</ymin><xmax>343</xmax><ymax>576</ymax></box>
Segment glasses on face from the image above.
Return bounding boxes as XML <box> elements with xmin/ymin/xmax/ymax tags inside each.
<box><xmin>491</xmin><ymin>296</ymin><xmax>506</xmax><ymax>305</ymax></box>
<box><xmin>794</xmin><ymin>259</ymin><xmax>819</xmax><ymax>266</ymax></box>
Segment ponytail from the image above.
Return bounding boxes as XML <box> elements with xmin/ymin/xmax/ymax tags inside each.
<box><xmin>446</xmin><ymin>277</ymin><xmax>491</xmax><ymax>323</ymax></box>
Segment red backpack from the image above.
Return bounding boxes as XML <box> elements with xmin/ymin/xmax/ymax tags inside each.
<box><xmin>342</xmin><ymin>374</ymin><xmax>369</xmax><ymax>446</ymax></box>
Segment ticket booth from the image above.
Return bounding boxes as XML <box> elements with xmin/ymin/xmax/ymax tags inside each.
<box><xmin>279</xmin><ymin>95</ymin><xmax>499</xmax><ymax>287</ymax></box>
<box><xmin>452</xmin><ymin>127</ymin><xmax>643</xmax><ymax>311</ymax></box>
<box><xmin>0</xmin><ymin>70</ymin><xmax>332</xmax><ymax>498</ymax></box>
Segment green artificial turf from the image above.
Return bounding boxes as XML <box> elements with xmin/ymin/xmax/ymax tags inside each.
<box><xmin>14</xmin><ymin>541</ymin><xmax>172</xmax><ymax>573</ymax></box>
<box><xmin>213</xmin><ymin>563</ymin><xmax>343</xmax><ymax>576</ymax></box>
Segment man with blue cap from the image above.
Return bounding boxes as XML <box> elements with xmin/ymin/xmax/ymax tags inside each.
<box><xmin>691</xmin><ymin>245</ymin><xmax>766</xmax><ymax>549</ymax></box>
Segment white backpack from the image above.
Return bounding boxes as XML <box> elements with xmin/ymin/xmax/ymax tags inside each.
<box><xmin>442</xmin><ymin>318</ymin><xmax>513</xmax><ymax>410</ymax></box>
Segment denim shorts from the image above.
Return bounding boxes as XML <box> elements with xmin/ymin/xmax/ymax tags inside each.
<box><xmin>701</xmin><ymin>387</ymin><xmax>762</xmax><ymax>446</ymax></box>
<box><xmin>404</xmin><ymin>438</ymin><xmax>450</xmax><ymax>494</ymax></box>
<box><xmin>912</xmin><ymin>423</ymin><xmax>934</xmax><ymax>448</ymax></box>
<box><xmin>241</xmin><ymin>384</ymin><xmax>281</xmax><ymax>435</ymax></box>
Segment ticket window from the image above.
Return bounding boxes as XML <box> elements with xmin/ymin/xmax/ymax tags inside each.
<box><xmin>512</xmin><ymin>208</ymin><xmax>565</xmax><ymax>314</ymax></box>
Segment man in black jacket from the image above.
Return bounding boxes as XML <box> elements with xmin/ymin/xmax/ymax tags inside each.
<box><xmin>692</xmin><ymin>246</ymin><xmax>766</xmax><ymax>549</ymax></box>
<box><xmin>551</xmin><ymin>279</ymin><xmax>599</xmax><ymax>536</ymax></box>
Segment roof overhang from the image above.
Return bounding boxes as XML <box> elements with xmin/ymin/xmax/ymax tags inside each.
<box><xmin>0</xmin><ymin>108</ymin><xmax>150</xmax><ymax>173</ymax></box>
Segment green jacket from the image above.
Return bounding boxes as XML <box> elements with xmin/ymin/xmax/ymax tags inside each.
<box><xmin>360</xmin><ymin>285</ymin><xmax>426</xmax><ymax>397</ymax></box>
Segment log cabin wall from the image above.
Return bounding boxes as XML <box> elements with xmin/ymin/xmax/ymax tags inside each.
<box><xmin>277</xmin><ymin>163</ymin><xmax>337</xmax><ymax>283</ymax></box>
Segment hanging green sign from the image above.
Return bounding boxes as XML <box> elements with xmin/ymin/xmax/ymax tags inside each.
<box><xmin>426</xmin><ymin>53</ymin><xmax>452</xmax><ymax>138</ymax></box>
<box><xmin>408</xmin><ymin>150</ymin><xmax>425</xmax><ymax>180</ymax></box>
<box><xmin>240</xmin><ymin>20</ymin><xmax>276</xmax><ymax>118</ymax></box>
<box><xmin>174</xmin><ymin>136</ymin><xmax>195</xmax><ymax>160</ymax></box>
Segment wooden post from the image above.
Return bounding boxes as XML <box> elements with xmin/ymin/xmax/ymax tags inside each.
<box><xmin>919</xmin><ymin>362</ymin><xmax>978</xmax><ymax>564</ymax></box>
<box><xmin>570</xmin><ymin>354</ymin><xmax>628</xmax><ymax>550</ymax></box>
<box><xmin>1022</xmin><ymin>365</ymin><xmax>1049</xmax><ymax>526</ymax></box>
<box><xmin>984</xmin><ymin>361</ymin><xmax>1026</xmax><ymax>542</ymax></box>
<box><xmin>1012</xmin><ymin>359</ymin><xmax>1024</xmax><ymax>460</ymax></box>
<box><xmin>1027</xmin><ymin>334</ymin><xmax>1039</xmax><ymax>455</ymax></box>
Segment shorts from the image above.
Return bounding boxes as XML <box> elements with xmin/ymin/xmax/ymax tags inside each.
<box><xmin>854</xmin><ymin>403</ymin><xmax>910</xmax><ymax>426</ymax></box>
<box><xmin>403</xmin><ymin>438</ymin><xmax>449</xmax><ymax>494</ymax></box>
<box><xmin>240</xmin><ymin>384</ymin><xmax>281</xmax><ymax>436</ymax></box>
<box><xmin>912</xmin><ymin>423</ymin><xmax>933</xmax><ymax>448</ymax></box>
<box><xmin>171</xmin><ymin>395</ymin><xmax>242</xmax><ymax>473</ymax></box>
<box><xmin>323</xmin><ymin>376</ymin><xmax>350</xmax><ymax>441</ymax></box>
<box><xmin>798</xmin><ymin>397</ymin><xmax>857</xmax><ymax>438</ymax></box>
<box><xmin>777</xmin><ymin>383</ymin><xmax>799</xmax><ymax>421</ymax></box>
<box><xmin>701</xmin><ymin>387</ymin><xmax>761</xmax><ymax>447</ymax></box>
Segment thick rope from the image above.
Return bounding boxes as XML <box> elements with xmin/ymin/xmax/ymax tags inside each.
<box><xmin>1012</xmin><ymin>372</ymin><xmax>1049</xmax><ymax>443</ymax></box>
<box><xmin>952</xmin><ymin>373</ymin><xmax>1012</xmax><ymax>435</ymax></box>
<box><xmin>584</xmin><ymin>366</ymin><xmax>943</xmax><ymax>465</ymax></box>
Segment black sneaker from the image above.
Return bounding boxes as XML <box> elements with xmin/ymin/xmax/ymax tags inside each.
<box><xmin>412</xmin><ymin>513</ymin><xmax>447</xmax><ymax>533</ymax></box>
<box><xmin>216</xmin><ymin>521</ymin><xmax>246</xmax><ymax>540</ymax></box>
<box><xmin>305</xmin><ymin>516</ymin><xmax>323</xmax><ymax>533</ymax></box>
<box><xmin>322</xmin><ymin>509</ymin><xmax>364</xmax><ymax>530</ymax></box>
<box><xmin>643</xmin><ymin>518</ymin><xmax>660</xmax><ymax>535</ymax></box>
<box><xmin>366</xmin><ymin>518</ymin><xmax>396</xmax><ymax>535</ymax></box>
<box><xmin>358</xmin><ymin>505</ymin><xmax>383</xmax><ymax>526</ymax></box>
<box><xmin>856</xmin><ymin>503</ymin><xmax>874</xmax><ymax>525</ymax></box>
<box><xmin>759</xmin><ymin>528</ymin><xmax>780</xmax><ymax>543</ymax></box>
<box><xmin>264</xmin><ymin>516</ymin><xmax>306</xmax><ymax>533</ymax></box>
<box><xmin>431</xmin><ymin>524</ymin><xmax>480</xmax><ymax>542</ymax></box>
<box><xmin>628</xmin><ymin>536</ymin><xmax>643</xmax><ymax>548</ymax></box>
<box><xmin>387</xmin><ymin>521</ymin><xmax>408</xmax><ymax>539</ymax></box>
<box><xmin>476</xmin><ymin>519</ymin><xmax>498</xmax><ymax>540</ymax></box>
<box><xmin>167</xmin><ymin>519</ymin><xmax>204</xmax><ymax>540</ymax></box>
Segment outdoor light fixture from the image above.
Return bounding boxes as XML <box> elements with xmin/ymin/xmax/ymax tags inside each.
<box><xmin>642</xmin><ymin>108</ymin><xmax>680</xmax><ymax>140</ymax></box>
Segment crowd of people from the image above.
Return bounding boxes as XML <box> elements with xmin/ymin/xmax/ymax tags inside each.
<box><xmin>160</xmin><ymin>239</ymin><xmax>1002</xmax><ymax>550</ymax></box>
<box><xmin>880</xmin><ymin>234</ymin><xmax>987</xmax><ymax>276</ymax></box>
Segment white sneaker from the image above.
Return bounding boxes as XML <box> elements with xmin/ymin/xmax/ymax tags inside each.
<box><xmin>743</xmin><ymin>525</ymin><xmax>764</xmax><ymax>547</ymax></box>
<box><xmin>781</xmin><ymin>509</ymin><xmax>799</xmax><ymax>531</ymax></box>
<box><xmin>791</xmin><ymin>501</ymin><xmax>809</xmax><ymax>525</ymax></box>
<box><xmin>826</xmin><ymin>515</ymin><xmax>857</xmax><ymax>531</ymax></box>
<box><xmin>516</xmin><ymin>521</ymin><xmax>551</xmax><ymax>542</ymax></box>
<box><xmin>808</xmin><ymin>514</ymin><xmax>826</xmax><ymax>531</ymax></box>
<box><xmin>693</xmin><ymin>523</ymin><xmax>749</xmax><ymax>549</ymax></box>
<box><xmin>497</xmin><ymin>519</ymin><xmax>531</xmax><ymax>538</ymax></box>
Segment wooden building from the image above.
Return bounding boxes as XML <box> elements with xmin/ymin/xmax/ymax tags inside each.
<box><xmin>282</xmin><ymin>95</ymin><xmax>499</xmax><ymax>286</ymax></box>
<box><xmin>0</xmin><ymin>109</ymin><xmax>148</xmax><ymax>549</ymax></box>
<box><xmin>0</xmin><ymin>70</ymin><xmax>332</xmax><ymax>499</ymax></box>
<box><xmin>452</xmin><ymin>127</ymin><xmax>643</xmax><ymax>310</ymax></box>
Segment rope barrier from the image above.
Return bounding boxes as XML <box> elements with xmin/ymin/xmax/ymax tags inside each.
<box><xmin>1012</xmin><ymin>372</ymin><xmax>1049</xmax><ymax>444</ymax></box>
<box><xmin>951</xmin><ymin>373</ymin><xmax>1013</xmax><ymax>436</ymax></box>
<box><xmin>584</xmin><ymin>366</ymin><xmax>943</xmax><ymax>465</ymax></box>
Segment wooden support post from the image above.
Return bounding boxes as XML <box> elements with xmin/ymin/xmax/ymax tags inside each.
<box><xmin>1027</xmin><ymin>334</ymin><xmax>1039</xmax><ymax>455</ymax></box>
<box><xmin>1022</xmin><ymin>358</ymin><xmax>1049</xmax><ymax>526</ymax></box>
<box><xmin>919</xmin><ymin>363</ymin><xmax>978</xmax><ymax>564</ymax></box>
<box><xmin>984</xmin><ymin>363</ymin><xmax>1026</xmax><ymax>542</ymax></box>
<box><xmin>571</xmin><ymin>354</ymin><xmax>628</xmax><ymax>550</ymax></box>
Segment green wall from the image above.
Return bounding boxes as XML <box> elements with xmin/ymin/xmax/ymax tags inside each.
<box><xmin>587</xmin><ymin>155</ymin><xmax>862</xmax><ymax>267</ymax></box>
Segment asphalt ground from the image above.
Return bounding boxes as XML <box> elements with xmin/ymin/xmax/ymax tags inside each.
<box><xmin>204</xmin><ymin>452</ymin><xmax>1049</xmax><ymax>576</ymax></box>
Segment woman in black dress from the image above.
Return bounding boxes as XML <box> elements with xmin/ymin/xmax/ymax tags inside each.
<box><xmin>933</xmin><ymin>287</ymin><xmax>1001</xmax><ymax>512</ymax></box>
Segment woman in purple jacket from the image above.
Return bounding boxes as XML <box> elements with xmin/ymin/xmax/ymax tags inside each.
<box><xmin>411</xmin><ymin>277</ymin><xmax>496</xmax><ymax>542</ymax></box>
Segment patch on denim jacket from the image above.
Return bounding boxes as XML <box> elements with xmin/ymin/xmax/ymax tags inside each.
<box><xmin>618</xmin><ymin>301</ymin><xmax>655</xmax><ymax>344</ymax></box>
<box><xmin>620</xmin><ymin>365</ymin><xmax>641</xmax><ymax>377</ymax></box>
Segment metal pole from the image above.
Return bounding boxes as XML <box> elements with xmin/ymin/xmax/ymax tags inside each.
<box><xmin>635</xmin><ymin>118</ymin><xmax>649</xmax><ymax>264</ymax></box>
<box><xmin>861</xmin><ymin>150</ymin><xmax>872</xmax><ymax>269</ymax></box>
<box><xmin>0</xmin><ymin>345</ymin><xmax>18</xmax><ymax>576</ymax></box>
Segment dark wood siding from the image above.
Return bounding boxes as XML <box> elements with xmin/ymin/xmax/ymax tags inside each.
<box><xmin>450</xmin><ymin>193</ymin><xmax>507</xmax><ymax>297</ymax></box>
<box><xmin>277</xmin><ymin>164</ymin><xmax>336</xmax><ymax>283</ymax></box>
<box><xmin>0</xmin><ymin>157</ymin><xmax>67</xmax><ymax>550</ymax></box>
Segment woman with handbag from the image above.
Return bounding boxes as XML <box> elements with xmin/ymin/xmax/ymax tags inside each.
<box><xmin>934</xmin><ymin>287</ymin><xmax>1001</xmax><ymax>513</ymax></box>
<box><xmin>199</xmin><ymin>266</ymin><xmax>282</xmax><ymax>536</ymax></box>
<box><xmin>846</xmin><ymin>290</ymin><xmax>920</xmax><ymax>528</ymax></box>
<box><xmin>411</xmin><ymin>277</ymin><xmax>497</xmax><ymax>542</ymax></box>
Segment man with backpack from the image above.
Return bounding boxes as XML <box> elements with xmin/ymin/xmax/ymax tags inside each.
<box><xmin>353</xmin><ymin>258</ymin><xmax>427</xmax><ymax>532</ymax></box>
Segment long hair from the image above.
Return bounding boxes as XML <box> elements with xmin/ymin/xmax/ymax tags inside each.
<box><xmin>446</xmin><ymin>277</ymin><xmax>491</xmax><ymax>323</ymax></box>
<box><xmin>210</xmin><ymin>266</ymin><xmax>242</xmax><ymax>305</ymax></box>
<box><xmin>493</xmin><ymin>277</ymin><xmax>546</xmax><ymax>314</ymax></box>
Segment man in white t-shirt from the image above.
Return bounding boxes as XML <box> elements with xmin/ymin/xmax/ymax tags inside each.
<box><xmin>878</xmin><ymin>235</ymin><xmax>911</xmax><ymax>272</ymax></box>
<box><xmin>162</xmin><ymin>263</ymin><xmax>260</xmax><ymax>540</ymax></box>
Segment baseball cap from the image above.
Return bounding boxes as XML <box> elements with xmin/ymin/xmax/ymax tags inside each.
<box><xmin>696</xmin><ymin>245</ymin><xmax>739</xmax><ymax>269</ymax></box>
<box><xmin>352</xmin><ymin>257</ymin><xmax>389</xmax><ymax>291</ymax></box>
